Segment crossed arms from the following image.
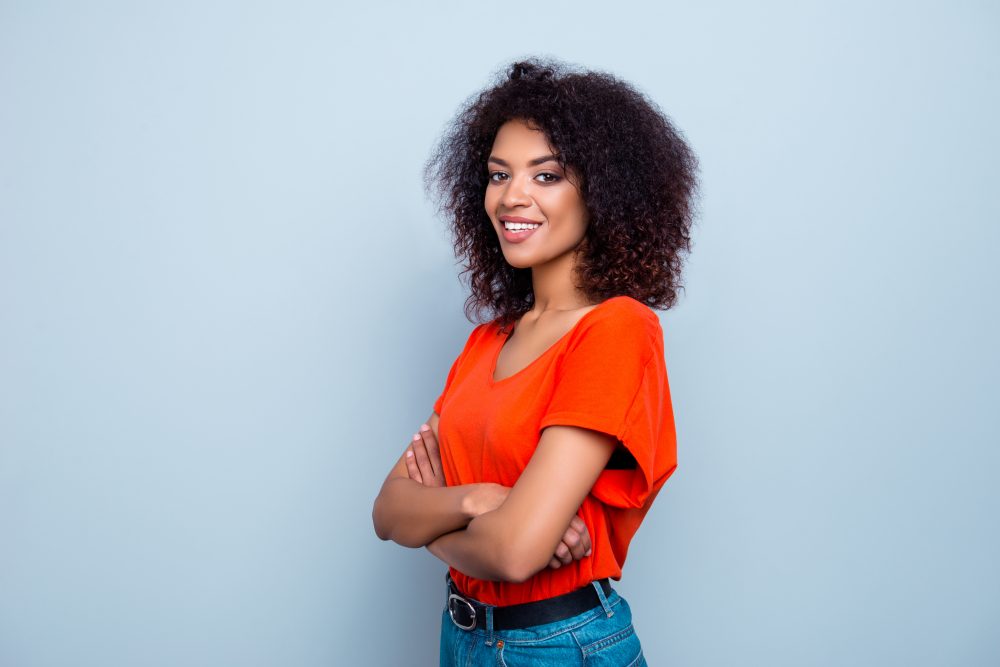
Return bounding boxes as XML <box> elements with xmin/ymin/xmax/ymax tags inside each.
<box><xmin>371</xmin><ymin>411</ymin><xmax>618</xmax><ymax>583</ymax></box>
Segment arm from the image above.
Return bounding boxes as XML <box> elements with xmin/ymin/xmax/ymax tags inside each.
<box><xmin>372</xmin><ymin>412</ymin><xmax>504</xmax><ymax>547</ymax></box>
<box><xmin>374</xmin><ymin>414</ymin><xmax>593</xmax><ymax>568</ymax></box>
<box><xmin>425</xmin><ymin>424</ymin><xmax>616</xmax><ymax>583</ymax></box>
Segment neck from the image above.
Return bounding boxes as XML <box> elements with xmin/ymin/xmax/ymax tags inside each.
<box><xmin>528</xmin><ymin>247</ymin><xmax>592</xmax><ymax>312</ymax></box>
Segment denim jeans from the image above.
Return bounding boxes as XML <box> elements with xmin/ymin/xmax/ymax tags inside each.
<box><xmin>439</xmin><ymin>575</ymin><xmax>647</xmax><ymax>666</ymax></box>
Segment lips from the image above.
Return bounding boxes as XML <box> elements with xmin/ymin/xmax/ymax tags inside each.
<box><xmin>498</xmin><ymin>214</ymin><xmax>544</xmax><ymax>244</ymax></box>
<box><xmin>500</xmin><ymin>216</ymin><xmax>543</xmax><ymax>224</ymax></box>
<box><xmin>500</xmin><ymin>221</ymin><xmax>541</xmax><ymax>244</ymax></box>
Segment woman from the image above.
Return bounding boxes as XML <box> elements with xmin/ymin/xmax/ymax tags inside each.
<box><xmin>373</xmin><ymin>57</ymin><xmax>698</xmax><ymax>666</ymax></box>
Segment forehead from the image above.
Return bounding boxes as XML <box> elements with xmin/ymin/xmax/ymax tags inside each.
<box><xmin>490</xmin><ymin>119</ymin><xmax>556</xmax><ymax>157</ymax></box>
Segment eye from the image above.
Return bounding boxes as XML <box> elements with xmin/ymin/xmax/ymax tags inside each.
<box><xmin>536</xmin><ymin>172</ymin><xmax>561</xmax><ymax>184</ymax></box>
<box><xmin>488</xmin><ymin>171</ymin><xmax>508</xmax><ymax>183</ymax></box>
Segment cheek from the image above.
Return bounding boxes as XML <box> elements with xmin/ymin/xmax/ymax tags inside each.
<box><xmin>548</xmin><ymin>191</ymin><xmax>586</xmax><ymax>226</ymax></box>
<box><xmin>484</xmin><ymin>188</ymin><xmax>499</xmax><ymax>214</ymax></box>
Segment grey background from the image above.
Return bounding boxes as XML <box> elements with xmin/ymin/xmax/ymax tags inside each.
<box><xmin>1</xmin><ymin>1</ymin><xmax>997</xmax><ymax>665</ymax></box>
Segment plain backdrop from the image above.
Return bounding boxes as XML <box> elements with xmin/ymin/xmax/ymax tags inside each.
<box><xmin>1</xmin><ymin>1</ymin><xmax>997</xmax><ymax>665</ymax></box>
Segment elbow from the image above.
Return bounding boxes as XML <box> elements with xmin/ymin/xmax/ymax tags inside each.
<box><xmin>372</xmin><ymin>496</ymin><xmax>402</xmax><ymax>543</ymax></box>
<box><xmin>496</xmin><ymin>541</ymin><xmax>549</xmax><ymax>584</ymax></box>
<box><xmin>372</xmin><ymin>497</ymin><xmax>421</xmax><ymax>547</ymax></box>
<box><xmin>372</xmin><ymin>499</ymin><xmax>390</xmax><ymax>541</ymax></box>
<box><xmin>372</xmin><ymin>481</ymin><xmax>406</xmax><ymax>544</ymax></box>
<box><xmin>500</xmin><ymin>563</ymin><xmax>535</xmax><ymax>585</ymax></box>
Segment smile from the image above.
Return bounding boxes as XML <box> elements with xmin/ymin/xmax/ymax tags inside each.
<box><xmin>501</xmin><ymin>221</ymin><xmax>542</xmax><ymax>243</ymax></box>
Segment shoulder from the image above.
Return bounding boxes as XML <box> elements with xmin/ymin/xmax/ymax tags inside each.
<box><xmin>474</xmin><ymin>319</ymin><xmax>505</xmax><ymax>343</ymax></box>
<box><xmin>462</xmin><ymin>319</ymin><xmax>513</xmax><ymax>352</ymax></box>
<box><xmin>599</xmin><ymin>295</ymin><xmax>662</xmax><ymax>326</ymax></box>
<box><xmin>448</xmin><ymin>320</ymin><xmax>499</xmax><ymax>363</ymax></box>
<box><xmin>585</xmin><ymin>295</ymin><xmax>663</xmax><ymax>339</ymax></box>
<box><xmin>468</xmin><ymin>319</ymin><xmax>505</xmax><ymax>340</ymax></box>
<box><xmin>565</xmin><ymin>296</ymin><xmax>663</xmax><ymax>362</ymax></box>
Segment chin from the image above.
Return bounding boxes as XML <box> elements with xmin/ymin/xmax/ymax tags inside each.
<box><xmin>503</xmin><ymin>256</ymin><xmax>535</xmax><ymax>270</ymax></box>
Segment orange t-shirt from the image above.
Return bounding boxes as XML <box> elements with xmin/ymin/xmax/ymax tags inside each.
<box><xmin>432</xmin><ymin>295</ymin><xmax>678</xmax><ymax>606</ymax></box>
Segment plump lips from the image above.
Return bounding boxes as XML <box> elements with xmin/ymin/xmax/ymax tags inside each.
<box><xmin>499</xmin><ymin>216</ymin><xmax>543</xmax><ymax>244</ymax></box>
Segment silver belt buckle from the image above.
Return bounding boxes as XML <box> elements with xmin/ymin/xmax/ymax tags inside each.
<box><xmin>448</xmin><ymin>593</ymin><xmax>477</xmax><ymax>631</ymax></box>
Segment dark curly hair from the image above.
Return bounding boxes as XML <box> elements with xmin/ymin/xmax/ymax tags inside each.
<box><xmin>424</xmin><ymin>57</ymin><xmax>699</xmax><ymax>329</ymax></box>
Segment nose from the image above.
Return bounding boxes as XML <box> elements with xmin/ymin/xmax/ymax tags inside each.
<box><xmin>499</xmin><ymin>173</ymin><xmax>532</xmax><ymax>208</ymax></box>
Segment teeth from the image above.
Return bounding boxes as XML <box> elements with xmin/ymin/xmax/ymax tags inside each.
<box><xmin>504</xmin><ymin>221</ymin><xmax>542</xmax><ymax>231</ymax></box>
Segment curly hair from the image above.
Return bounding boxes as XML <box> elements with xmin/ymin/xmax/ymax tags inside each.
<box><xmin>423</xmin><ymin>56</ymin><xmax>699</xmax><ymax>329</ymax></box>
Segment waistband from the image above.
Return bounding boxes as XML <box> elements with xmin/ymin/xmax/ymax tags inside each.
<box><xmin>445</xmin><ymin>571</ymin><xmax>614</xmax><ymax>632</ymax></box>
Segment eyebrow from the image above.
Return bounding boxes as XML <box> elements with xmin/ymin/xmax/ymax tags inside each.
<box><xmin>487</xmin><ymin>154</ymin><xmax>561</xmax><ymax>167</ymax></box>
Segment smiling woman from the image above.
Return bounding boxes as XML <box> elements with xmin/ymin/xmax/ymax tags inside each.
<box><xmin>485</xmin><ymin>120</ymin><xmax>590</xmax><ymax>268</ymax></box>
<box><xmin>372</xmin><ymin>56</ymin><xmax>698</xmax><ymax>667</ymax></box>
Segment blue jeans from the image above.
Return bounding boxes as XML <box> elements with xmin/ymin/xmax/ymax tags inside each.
<box><xmin>439</xmin><ymin>576</ymin><xmax>647</xmax><ymax>666</ymax></box>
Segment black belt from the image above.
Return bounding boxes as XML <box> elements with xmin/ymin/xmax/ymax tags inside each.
<box><xmin>446</xmin><ymin>572</ymin><xmax>613</xmax><ymax>631</ymax></box>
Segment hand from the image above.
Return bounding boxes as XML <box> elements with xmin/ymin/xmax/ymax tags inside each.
<box><xmin>548</xmin><ymin>515</ymin><xmax>593</xmax><ymax>570</ymax></box>
<box><xmin>466</xmin><ymin>482</ymin><xmax>511</xmax><ymax>517</ymax></box>
<box><xmin>405</xmin><ymin>423</ymin><xmax>447</xmax><ymax>487</ymax></box>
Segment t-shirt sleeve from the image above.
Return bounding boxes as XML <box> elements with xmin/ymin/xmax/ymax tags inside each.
<box><xmin>433</xmin><ymin>323</ymin><xmax>486</xmax><ymax>415</ymax></box>
<box><xmin>538</xmin><ymin>306</ymin><xmax>677</xmax><ymax>509</ymax></box>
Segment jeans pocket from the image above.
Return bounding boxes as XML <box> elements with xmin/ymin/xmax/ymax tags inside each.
<box><xmin>571</xmin><ymin>596</ymin><xmax>644</xmax><ymax>666</ymax></box>
<box><xmin>496</xmin><ymin>630</ymin><xmax>585</xmax><ymax>667</ymax></box>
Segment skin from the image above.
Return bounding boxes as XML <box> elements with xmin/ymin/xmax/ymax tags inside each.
<box><xmin>371</xmin><ymin>415</ymin><xmax>592</xmax><ymax>569</ymax></box>
<box><xmin>372</xmin><ymin>118</ymin><xmax>620</xmax><ymax>583</ymax></box>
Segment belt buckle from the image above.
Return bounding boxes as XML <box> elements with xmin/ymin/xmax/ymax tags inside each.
<box><xmin>448</xmin><ymin>593</ymin><xmax>477</xmax><ymax>631</ymax></box>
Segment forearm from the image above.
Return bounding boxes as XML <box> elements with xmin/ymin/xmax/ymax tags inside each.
<box><xmin>426</xmin><ymin>531</ymin><xmax>507</xmax><ymax>582</ymax></box>
<box><xmin>425</xmin><ymin>510</ymin><xmax>528</xmax><ymax>582</ymax></box>
<box><xmin>372</xmin><ymin>477</ymin><xmax>476</xmax><ymax>548</ymax></box>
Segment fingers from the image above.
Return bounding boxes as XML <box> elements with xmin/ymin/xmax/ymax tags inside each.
<box><xmin>410</xmin><ymin>432</ymin><xmax>437</xmax><ymax>483</ymax></box>
<box><xmin>418</xmin><ymin>423</ymin><xmax>443</xmax><ymax>473</ymax></box>
<box><xmin>571</xmin><ymin>516</ymin><xmax>593</xmax><ymax>557</ymax></box>
<box><xmin>549</xmin><ymin>516</ymin><xmax>595</xmax><ymax>570</ymax></box>
<box><xmin>405</xmin><ymin>445</ymin><xmax>423</xmax><ymax>484</ymax></box>
<box><xmin>555</xmin><ymin>539</ymin><xmax>573</xmax><ymax>565</ymax></box>
<box><xmin>550</xmin><ymin>530</ymin><xmax>580</xmax><ymax>569</ymax></box>
<box><xmin>554</xmin><ymin>517</ymin><xmax>593</xmax><ymax>566</ymax></box>
<box><xmin>417</xmin><ymin>424</ymin><xmax>446</xmax><ymax>486</ymax></box>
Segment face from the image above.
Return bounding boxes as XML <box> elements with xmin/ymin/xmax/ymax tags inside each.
<box><xmin>484</xmin><ymin>118</ymin><xmax>589</xmax><ymax>270</ymax></box>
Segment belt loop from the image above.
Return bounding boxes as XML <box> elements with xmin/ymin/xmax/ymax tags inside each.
<box><xmin>592</xmin><ymin>579</ymin><xmax>614</xmax><ymax>618</ymax></box>
<box><xmin>484</xmin><ymin>604</ymin><xmax>495</xmax><ymax>646</ymax></box>
<box><xmin>444</xmin><ymin>571</ymin><xmax>451</xmax><ymax>610</ymax></box>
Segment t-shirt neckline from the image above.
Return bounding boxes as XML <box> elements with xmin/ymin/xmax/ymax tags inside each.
<box><xmin>488</xmin><ymin>296</ymin><xmax>623</xmax><ymax>386</ymax></box>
